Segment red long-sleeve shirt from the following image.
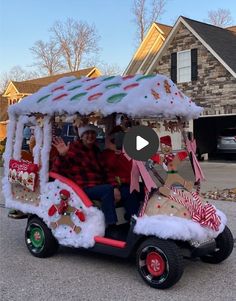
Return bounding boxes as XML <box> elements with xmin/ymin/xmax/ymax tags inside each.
<box><xmin>101</xmin><ymin>149</ymin><xmax>132</xmax><ymax>186</ymax></box>
<box><xmin>51</xmin><ymin>141</ymin><xmax>107</xmax><ymax>188</ymax></box>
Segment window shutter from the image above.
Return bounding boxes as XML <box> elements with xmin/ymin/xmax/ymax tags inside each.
<box><xmin>191</xmin><ymin>48</ymin><xmax>198</xmax><ymax>81</ymax></box>
<box><xmin>171</xmin><ymin>52</ymin><xmax>177</xmax><ymax>83</ymax></box>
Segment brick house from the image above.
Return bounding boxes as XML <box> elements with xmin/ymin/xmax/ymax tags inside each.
<box><xmin>124</xmin><ymin>16</ymin><xmax>236</xmax><ymax>156</ymax></box>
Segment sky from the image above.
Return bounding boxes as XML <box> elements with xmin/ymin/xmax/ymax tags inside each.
<box><xmin>0</xmin><ymin>0</ymin><xmax>236</xmax><ymax>75</ymax></box>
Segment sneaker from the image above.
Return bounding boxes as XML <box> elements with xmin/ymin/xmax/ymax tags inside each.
<box><xmin>8</xmin><ymin>209</ymin><xmax>28</xmax><ymax>219</ymax></box>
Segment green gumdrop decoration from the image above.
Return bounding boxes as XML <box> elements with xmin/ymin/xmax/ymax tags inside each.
<box><xmin>68</xmin><ymin>85</ymin><xmax>82</xmax><ymax>91</ymax></box>
<box><xmin>66</xmin><ymin>78</ymin><xmax>79</xmax><ymax>83</ymax></box>
<box><xmin>37</xmin><ymin>94</ymin><xmax>51</xmax><ymax>103</ymax></box>
<box><xmin>107</xmin><ymin>93</ymin><xmax>127</xmax><ymax>103</ymax></box>
<box><xmin>70</xmin><ymin>92</ymin><xmax>87</xmax><ymax>101</ymax></box>
<box><xmin>102</xmin><ymin>76</ymin><xmax>116</xmax><ymax>81</ymax></box>
<box><xmin>136</xmin><ymin>74</ymin><xmax>156</xmax><ymax>81</ymax></box>
<box><xmin>106</xmin><ymin>83</ymin><xmax>121</xmax><ymax>89</ymax></box>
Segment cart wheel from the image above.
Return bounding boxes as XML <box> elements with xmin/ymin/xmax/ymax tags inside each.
<box><xmin>25</xmin><ymin>217</ymin><xmax>58</xmax><ymax>258</ymax></box>
<box><xmin>200</xmin><ymin>226</ymin><xmax>234</xmax><ymax>264</ymax></box>
<box><xmin>136</xmin><ymin>237</ymin><xmax>184</xmax><ymax>289</ymax></box>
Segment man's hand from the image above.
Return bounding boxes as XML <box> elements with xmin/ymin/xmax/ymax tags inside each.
<box><xmin>52</xmin><ymin>137</ymin><xmax>70</xmax><ymax>156</ymax></box>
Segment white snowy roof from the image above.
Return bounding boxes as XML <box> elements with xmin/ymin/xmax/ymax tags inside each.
<box><xmin>9</xmin><ymin>74</ymin><xmax>203</xmax><ymax>119</ymax></box>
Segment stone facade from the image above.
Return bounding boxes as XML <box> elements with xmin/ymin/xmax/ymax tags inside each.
<box><xmin>151</xmin><ymin>23</ymin><xmax>236</xmax><ymax>115</ymax></box>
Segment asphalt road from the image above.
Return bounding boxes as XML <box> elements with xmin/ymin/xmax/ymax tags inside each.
<box><xmin>0</xmin><ymin>164</ymin><xmax>236</xmax><ymax>301</ymax></box>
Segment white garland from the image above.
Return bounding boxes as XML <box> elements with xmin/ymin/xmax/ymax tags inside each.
<box><xmin>33</xmin><ymin>123</ymin><xmax>43</xmax><ymax>165</ymax></box>
<box><xmin>39</xmin><ymin>116</ymin><xmax>52</xmax><ymax>190</ymax></box>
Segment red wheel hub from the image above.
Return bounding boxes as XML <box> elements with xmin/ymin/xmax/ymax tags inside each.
<box><xmin>146</xmin><ymin>251</ymin><xmax>165</xmax><ymax>276</ymax></box>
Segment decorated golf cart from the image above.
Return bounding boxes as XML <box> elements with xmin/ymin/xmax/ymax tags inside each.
<box><xmin>3</xmin><ymin>73</ymin><xmax>234</xmax><ymax>289</ymax></box>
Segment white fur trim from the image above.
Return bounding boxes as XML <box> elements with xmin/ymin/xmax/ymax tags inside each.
<box><xmin>134</xmin><ymin>209</ymin><xmax>227</xmax><ymax>243</ymax></box>
<box><xmin>78</xmin><ymin>124</ymin><xmax>98</xmax><ymax>138</ymax></box>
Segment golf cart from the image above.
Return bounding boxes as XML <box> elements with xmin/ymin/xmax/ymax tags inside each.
<box><xmin>3</xmin><ymin>73</ymin><xmax>234</xmax><ymax>289</ymax></box>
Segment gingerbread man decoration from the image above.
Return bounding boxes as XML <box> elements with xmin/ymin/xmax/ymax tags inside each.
<box><xmin>151</xmin><ymin>89</ymin><xmax>160</xmax><ymax>100</ymax></box>
<box><xmin>48</xmin><ymin>189</ymin><xmax>86</xmax><ymax>234</ymax></box>
<box><xmin>164</xmin><ymin>80</ymin><xmax>171</xmax><ymax>93</ymax></box>
<box><xmin>151</xmin><ymin>135</ymin><xmax>193</xmax><ymax>197</ymax></box>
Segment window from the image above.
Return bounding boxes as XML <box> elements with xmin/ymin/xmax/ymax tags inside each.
<box><xmin>177</xmin><ymin>50</ymin><xmax>191</xmax><ymax>83</ymax></box>
<box><xmin>171</xmin><ymin>49</ymin><xmax>198</xmax><ymax>83</ymax></box>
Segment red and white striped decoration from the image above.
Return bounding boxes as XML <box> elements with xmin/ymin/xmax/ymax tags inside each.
<box><xmin>139</xmin><ymin>189</ymin><xmax>150</xmax><ymax>217</ymax></box>
<box><xmin>169</xmin><ymin>188</ymin><xmax>221</xmax><ymax>231</ymax></box>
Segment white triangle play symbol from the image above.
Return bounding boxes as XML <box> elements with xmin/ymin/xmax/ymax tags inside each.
<box><xmin>136</xmin><ymin>135</ymin><xmax>149</xmax><ymax>151</ymax></box>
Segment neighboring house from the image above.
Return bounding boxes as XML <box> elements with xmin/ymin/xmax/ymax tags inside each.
<box><xmin>0</xmin><ymin>94</ymin><xmax>8</xmax><ymax>140</ymax></box>
<box><xmin>0</xmin><ymin>67</ymin><xmax>101</xmax><ymax>140</ymax></box>
<box><xmin>124</xmin><ymin>22</ymin><xmax>172</xmax><ymax>75</ymax></box>
<box><xmin>124</xmin><ymin>16</ymin><xmax>236</xmax><ymax>156</ymax></box>
<box><xmin>2</xmin><ymin>67</ymin><xmax>101</xmax><ymax>106</ymax></box>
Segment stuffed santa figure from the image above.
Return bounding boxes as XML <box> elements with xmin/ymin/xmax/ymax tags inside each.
<box><xmin>151</xmin><ymin>135</ymin><xmax>193</xmax><ymax>197</ymax></box>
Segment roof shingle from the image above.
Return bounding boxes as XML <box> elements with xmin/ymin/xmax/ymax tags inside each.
<box><xmin>183</xmin><ymin>17</ymin><xmax>236</xmax><ymax>74</ymax></box>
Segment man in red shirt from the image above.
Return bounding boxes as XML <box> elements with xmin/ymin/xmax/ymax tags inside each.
<box><xmin>101</xmin><ymin>126</ymin><xmax>142</xmax><ymax>220</ymax></box>
<box><xmin>52</xmin><ymin>125</ymin><xmax>117</xmax><ymax>226</ymax></box>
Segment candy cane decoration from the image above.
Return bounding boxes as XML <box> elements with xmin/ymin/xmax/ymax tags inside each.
<box><xmin>169</xmin><ymin>188</ymin><xmax>221</xmax><ymax>231</ymax></box>
<box><xmin>139</xmin><ymin>189</ymin><xmax>150</xmax><ymax>217</ymax></box>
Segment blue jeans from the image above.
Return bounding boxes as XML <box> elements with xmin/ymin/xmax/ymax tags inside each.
<box><xmin>84</xmin><ymin>184</ymin><xmax>117</xmax><ymax>225</ymax></box>
<box><xmin>119</xmin><ymin>184</ymin><xmax>143</xmax><ymax>220</ymax></box>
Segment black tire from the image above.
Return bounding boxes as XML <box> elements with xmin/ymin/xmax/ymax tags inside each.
<box><xmin>136</xmin><ymin>237</ymin><xmax>184</xmax><ymax>289</ymax></box>
<box><xmin>200</xmin><ymin>226</ymin><xmax>234</xmax><ymax>264</ymax></box>
<box><xmin>25</xmin><ymin>217</ymin><xmax>59</xmax><ymax>258</ymax></box>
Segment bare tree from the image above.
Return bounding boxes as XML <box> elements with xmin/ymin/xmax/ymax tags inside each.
<box><xmin>132</xmin><ymin>0</ymin><xmax>167</xmax><ymax>43</ymax></box>
<box><xmin>30</xmin><ymin>40</ymin><xmax>64</xmax><ymax>75</ymax></box>
<box><xmin>207</xmin><ymin>8</ymin><xmax>233</xmax><ymax>27</ymax></box>
<box><xmin>0</xmin><ymin>66</ymin><xmax>38</xmax><ymax>92</ymax></box>
<box><xmin>50</xmin><ymin>18</ymin><xmax>100</xmax><ymax>71</ymax></box>
<box><xmin>83</xmin><ymin>56</ymin><xmax>122</xmax><ymax>75</ymax></box>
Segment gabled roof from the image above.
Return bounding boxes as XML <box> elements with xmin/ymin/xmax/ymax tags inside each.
<box><xmin>182</xmin><ymin>17</ymin><xmax>236</xmax><ymax>75</ymax></box>
<box><xmin>3</xmin><ymin>67</ymin><xmax>101</xmax><ymax>96</ymax></box>
<box><xmin>227</xmin><ymin>26</ymin><xmax>236</xmax><ymax>33</ymax></box>
<box><xmin>23</xmin><ymin>67</ymin><xmax>100</xmax><ymax>86</ymax></box>
<box><xmin>9</xmin><ymin>74</ymin><xmax>203</xmax><ymax>120</ymax></box>
<box><xmin>11</xmin><ymin>81</ymin><xmax>44</xmax><ymax>94</ymax></box>
<box><xmin>123</xmin><ymin>22</ymin><xmax>172</xmax><ymax>75</ymax></box>
<box><xmin>148</xmin><ymin>17</ymin><xmax>236</xmax><ymax>78</ymax></box>
<box><xmin>154</xmin><ymin>22</ymin><xmax>172</xmax><ymax>36</ymax></box>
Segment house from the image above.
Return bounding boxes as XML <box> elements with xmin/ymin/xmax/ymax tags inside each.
<box><xmin>124</xmin><ymin>16</ymin><xmax>236</xmax><ymax>156</ymax></box>
<box><xmin>2</xmin><ymin>67</ymin><xmax>101</xmax><ymax>106</ymax></box>
<box><xmin>124</xmin><ymin>22</ymin><xmax>172</xmax><ymax>75</ymax></box>
<box><xmin>0</xmin><ymin>67</ymin><xmax>101</xmax><ymax>140</ymax></box>
<box><xmin>0</xmin><ymin>94</ymin><xmax>8</xmax><ymax>140</ymax></box>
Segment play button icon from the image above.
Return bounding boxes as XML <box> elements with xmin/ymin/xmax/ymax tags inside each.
<box><xmin>136</xmin><ymin>136</ymin><xmax>149</xmax><ymax>150</ymax></box>
<box><xmin>123</xmin><ymin>125</ymin><xmax>159</xmax><ymax>161</ymax></box>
